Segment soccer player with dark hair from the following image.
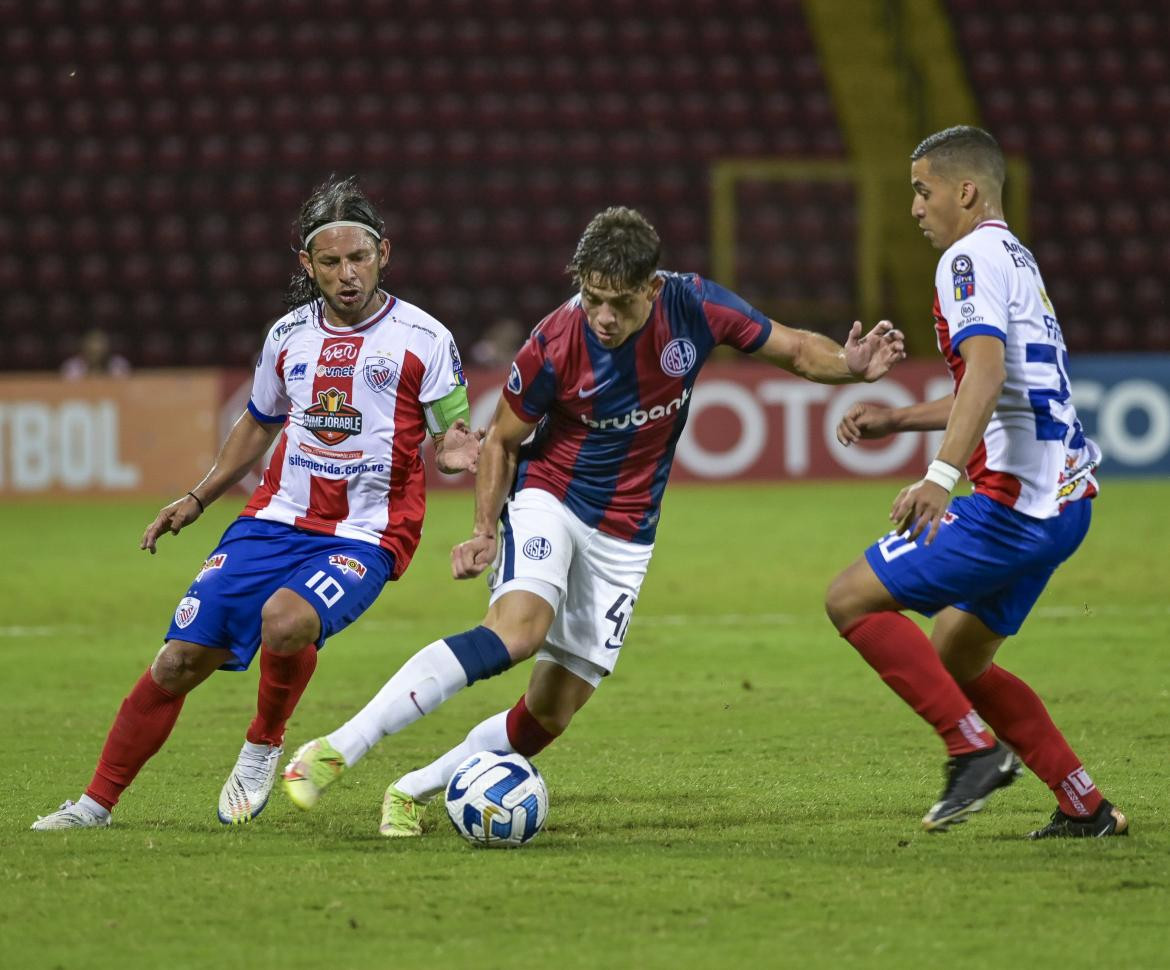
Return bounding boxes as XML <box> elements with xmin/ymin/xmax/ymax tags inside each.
<box><xmin>826</xmin><ymin>126</ymin><xmax>1127</xmax><ymax>838</ymax></box>
<box><xmin>281</xmin><ymin>205</ymin><xmax>907</xmax><ymax>836</ymax></box>
<box><xmin>32</xmin><ymin>176</ymin><xmax>481</xmax><ymax>830</ymax></box>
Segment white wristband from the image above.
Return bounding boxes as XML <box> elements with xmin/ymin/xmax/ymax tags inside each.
<box><xmin>924</xmin><ymin>459</ymin><xmax>961</xmax><ymax>492</ymax></box>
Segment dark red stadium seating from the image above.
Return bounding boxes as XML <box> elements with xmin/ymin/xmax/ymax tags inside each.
<box><xmin>0</xmin><ymin>0</ymin><xmax>848</xmax><ymax>368</ymax></box>
<box><xmin>945</xmin><ymin>0</ymin><xmax>1168</xmax><ymax>352</ymax></box>
<box><xmin>2</xmin><ymin>1</ymin><xmax>1160</xmax><ymax>368</ymax></box>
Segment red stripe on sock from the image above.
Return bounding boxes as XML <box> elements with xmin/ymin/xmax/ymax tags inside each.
<box><xmin>963</xmin><ymin>664</ymin><xmax>1103</xmax><ymax>816</ymax></box>
<box><xmin>843</xmin><ymin>612</ymin><xmax>994</xmax><ymax>756</ymax></box>
<box><xmin>505</xmin><ymin>694</ymin><xmax>557</xmax><ymax>758</ymax></box>
<box><xmin>246</xmin><ymin>644</ymin><xmax>318</xmax><ymax>748</ymax></box>
<box><xmin>85</xmin><ymin>668</ymin><xmax>185</xmax><ymax>811</ymax></box>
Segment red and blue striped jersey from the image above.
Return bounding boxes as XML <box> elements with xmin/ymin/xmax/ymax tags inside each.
<box><xmin>503</xmin><ymin>272</ymin><xmax>771</xmax><ymax>544</ymax></box>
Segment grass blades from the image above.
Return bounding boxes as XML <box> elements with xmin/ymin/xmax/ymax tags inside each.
<box><xmin>2</xmin><ymin>481</ymin><xmax>1167</xmax><ymax>968</ymax></box>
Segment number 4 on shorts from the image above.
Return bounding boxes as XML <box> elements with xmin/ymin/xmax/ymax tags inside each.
<box><xmin>604</xmin><ymin>593</ymin><xmax>635</xmax><ymax>649</ymax></box>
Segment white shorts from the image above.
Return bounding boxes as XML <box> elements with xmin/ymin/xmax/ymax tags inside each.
<box><xmin>488</xmin><ymin>488</ymin><xmax>653</xmax><ymax>687</ymax></box>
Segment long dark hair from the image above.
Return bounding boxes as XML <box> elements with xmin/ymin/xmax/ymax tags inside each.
<box><xmin>285</xmin><ymin>175</ymin><xmax>387</xmax><ymax>308</ymax></box>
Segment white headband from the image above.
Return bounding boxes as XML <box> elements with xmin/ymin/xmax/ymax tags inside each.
<box><xmin>303</xmin><ymin>220</ymin><xmax>380</xmax><ymax>249</ymax></box>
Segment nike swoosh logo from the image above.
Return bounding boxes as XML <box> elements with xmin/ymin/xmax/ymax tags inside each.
<box><xmin>578</xmin><ymin>379</ymin><xmax>613</xmax><ymax>399</ymax></box>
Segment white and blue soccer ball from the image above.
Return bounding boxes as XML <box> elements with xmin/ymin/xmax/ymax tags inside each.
<box><xmin>445</xmin><ymin>750</ymin><xmax>548</xmax><ymax>848</ymax></box>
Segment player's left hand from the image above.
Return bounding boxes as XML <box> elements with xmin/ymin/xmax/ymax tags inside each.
<box><xmin>435</xmin><ymin>419</ymin><xmax>486</xmax><ymax>474</ymax></box>
<box><xmin>140</xmin><ymin>494</ymin><xmax>203</xmax><ymax>554</ymax></box>
<box><xmin>844</xmin><ymin>320</ymin><xmax>906</xmax><ymax>382</ymax></box>
<box><xmin>451</xmin><ymin>531</ymin><xmax>497</xmax><ymax>579</ymax></box>
<box><xmin>890</xmin><ymin>478</ymin><xmax>950</xmax><ymax>545</ymax></box>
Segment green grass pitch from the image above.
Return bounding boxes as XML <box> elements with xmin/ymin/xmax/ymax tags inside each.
<box><xmin>2</xmin><ymin>481</ymin><xmax>1167</xmax><ymax>968</ymax></box>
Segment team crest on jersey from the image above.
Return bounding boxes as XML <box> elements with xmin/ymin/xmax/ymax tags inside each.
<box><xmin>174</xmin><ymin>596</ymin><xmax>200</xmax><ymax>629</ymax></box>
<box><xmin>660</xmin><ymin>338</ymin><xmax>697</xmax><ymax>377</ymax></box>
<box><xmin>363</xmin><ymin>355</ymin><xmax>399</xmax><ymax>393</ymax></box>
<box><xmin>328</xmin><ymin>554</ymin><xmax>367</xmax><ymax>579</ymax></box>
<box><xmin>449</xmin><ymin>341</ymin><xmax>467</xmax><ymax>386</ymax></box>
<box><xmin>194</xmin><ymin>554</ymin><xmax>227</xmax><ymax>582</ymax></box>
<box><xmin>288</xmin><ymin>362</ymin><xmax>307</xmax><ymax>382</ymax></box>
<box><xmin>303</xmin><ymin>388</ymin><xmax>363</xmax><ymax>445</ymax></box>
<box><xmin>523</xmin><ymin>537</ymin><xmax>552</xmax><ymax>560</ymax></box>
<box><xmin>951</xmin><ymin>254</ymin><xmax>975</xmax><ymax>300</ymax></box>
<box><xmin>507</xmin><ymin>362</ymin><xmax>522</xmax><ymax>394</ymax></box>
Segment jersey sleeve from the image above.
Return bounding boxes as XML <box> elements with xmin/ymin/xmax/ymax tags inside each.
<box><xmin>502</xmin><ymin>329</ymin><xmax>557</xmax><ymax>423</ymax></box>
<box><xmin>936</xmin><ymin>246</ymin><xmax>1010</xmax><ymax>351</ymax></box>
<box><xmin>418</xmin><ymin>335</ymin><xmax>468</xmax><ymax>405</ymax></box>
<box><xmin>691</xmin><ymin>275</ymin><xmax>772</xmax><ymax>352</ymax></box>
<box><xmin>248</xmin><ymin>328</ymin><xmax>292</xmax><ymax>424</ymax></box>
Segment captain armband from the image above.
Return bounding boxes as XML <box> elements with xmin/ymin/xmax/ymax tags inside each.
<box><xmin>423</xmin><ymin>385</ymin><xmax>471</xmax><ymax>436</ymax></box>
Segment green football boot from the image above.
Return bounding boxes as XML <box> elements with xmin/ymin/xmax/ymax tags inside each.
<box><xmin>379</xmin><ymin>784</ymin><xmax>425</xmax><ymax>838</ymax></box>
<box><xmin>282</xmin><ymin>738</ymin><xmax>346</xmax><ymax>811</ymax></box>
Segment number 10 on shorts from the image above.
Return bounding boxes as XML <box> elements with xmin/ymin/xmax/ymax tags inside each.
<box><xmin>305</xmin><ymin>570</ymin><xmax>345</xmax><ymax>608</ymax></box>
<box><xmin>877</xmin><ymin>530</ymin><xmax>918</xmax><ymax>563</ymax></box>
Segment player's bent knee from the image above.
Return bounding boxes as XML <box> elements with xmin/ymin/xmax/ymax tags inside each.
<box><xmin>484</xmin><ymin>593</ymin><xmax>556</xmax><ymax>662</ymax></box>
<box><xmin>824</xmin><ymin>573</ymin><xmax>861</xmax><ymax>631</ymax></box>
<box><xmin>151</xmin><ymin>641</ymin><xmax>221</xmax><ymax>692</ymax></box>
<box><xmin>260</xmin><ymin>591</ymin><xmax>320</xmax><ymax>654</ymax></box>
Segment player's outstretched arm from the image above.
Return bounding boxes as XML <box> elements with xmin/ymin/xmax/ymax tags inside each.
<box><xmin>753</xmin><ymin>320</ymin><xmax>905</xmax><ymax>384</ymax></box>
<box><xmin>139</xmin><ymin>410</ymin><xmax>282</xmax><ymax>554</ymax></box>
<box><xmin>890</xmin><ymin>336</ymin><xmax>1004</xmax><ymax>544</ymax></box>
<box><xmin>450</xmin><ymin>399</ymin><xmax>536</xmax><ymax>579</ymax></box>
<box><xmin>836</xmin><ymin>394</ymin><xmax>954</xmax><ymax>446</ymax></box>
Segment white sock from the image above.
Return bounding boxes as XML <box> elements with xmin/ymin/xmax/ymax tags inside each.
<box><xmin>78</xmin><ymin>794</ymin><xmax>111</xmax><ymax>820</ymax></box>
<box><xmin>326</xmin><ymin>640</ymin><xmax>468</xmax><ymax>766</ymax></box>
<box><xmin>240</xmin><ymin>739</ymin><xmax>276</xmax><ymax>759</ymax></box>
<box><xmin>396</xmin><ymin>709</ymin><xmax>512</xmax><ymax>802</ymax></box>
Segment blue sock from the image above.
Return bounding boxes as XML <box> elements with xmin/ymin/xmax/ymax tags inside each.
<box><xmin>444</xmin><ymin>627</ymin><xmax>512</xmax><ymax>684</ymax></box>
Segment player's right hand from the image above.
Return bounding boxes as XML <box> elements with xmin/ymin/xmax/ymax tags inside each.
<box><xmin>451</xmin><ymin>532</ymin><xmax>497</xmax><ymax>579</ymax></box>
<box><xmin>836</xmin><ymin>402</ymin><xmax>896</xmax><ymax>445</ymax></box>
<box><xmin>140</xmin><ymin>494</ymin><xmax>203</xmax><ymax>554</ymax></box>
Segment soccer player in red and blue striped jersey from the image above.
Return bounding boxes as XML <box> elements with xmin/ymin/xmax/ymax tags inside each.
<box><xmin>282</xmin><ymin>207</ymin><xmax>906</xmax><ymax>835</ymax></box>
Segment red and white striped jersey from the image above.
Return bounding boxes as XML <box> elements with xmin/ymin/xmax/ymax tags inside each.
<box><xmin>241</xmin><ymin>292</ymin><xmax>466</xmax><ymax>577</ymax></box>
<box><xmin>933</xmin><ymin>222</ymin><xmax>1100</xmax><ymax>519</ymax></box>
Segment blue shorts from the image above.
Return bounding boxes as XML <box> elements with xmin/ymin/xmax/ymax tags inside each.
<box><xmin>165</xmin><ymin>518</ymin><xmax>395</xmax><ymax>671</ymax></box>
<box><xmin>864</xmin><ymin>492</ymin><xmax>1092</xmax><ymax>636</ymax></box>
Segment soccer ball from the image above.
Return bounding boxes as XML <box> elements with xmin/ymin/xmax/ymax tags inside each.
<box><xmin>445</xmin><ymin>750</ymin><xmax>548</xmax><ymax>848</ymax></box>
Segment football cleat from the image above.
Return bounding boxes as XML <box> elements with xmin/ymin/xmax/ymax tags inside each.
<box><xmin>1028</xmin><ymin>800</ymin><xmax>1129</xmax><ymax>839</ymax></box>
<box><xmin>218</xmin><ymin>741</ymin><xmax>283</xmax><ymax>825</ymax></box>
<box><xmin>922</xmin><ymin>742</ymin><xmax>1022</xmax><ymax>832</ymax></box>
<box><xmin>31</xmin><ymin>800</ymin><xmax>111</xmax><ymax>831</ymax></box>
<box><xmin>282</xmin><ymin>738</ymin><xmax>346</xmax><ymax>811</ymax></box>
<box><xmin>379</xmin><ymin>784</ymin><xmax>425</xmax><ymax>838</ymax></box>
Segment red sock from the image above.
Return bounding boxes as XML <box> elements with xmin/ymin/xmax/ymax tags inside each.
<box><xmin>843</xmin><ymin>612</ymin><xmax>995</xmax><ymax>756</ymax></box>
<box><xmin>962</xmin><ymin>664</ymin><xmax>1103</xmax><ymax>817</ymax></box>
<box><xmin>85</xmin><ymin>668</ymin><xmax>185</xmax><ymax>811</ymax></box>
<box><xmin>505</xmin><ymin>694</ymin><xmax>558</xmax><ymax>757</ymax></box>
<box><xmin>245</xmin><ymin>644</ymin><xmax>318</xmax><ymax>748</ymax></box>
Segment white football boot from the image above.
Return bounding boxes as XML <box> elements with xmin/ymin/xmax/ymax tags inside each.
<box><xmin>31</xmin><ymin>799</ymin><xmax>111</xmax><ymax>831</ymax></box>
<box><xmin>218</xmin><ymin>741</ymin><xmax>283</xmax><ymax>825</ymax></box>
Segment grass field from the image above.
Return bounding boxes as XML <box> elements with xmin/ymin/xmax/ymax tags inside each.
<box><xmin>3</xmin><ymin>481</ymin><xmax>1168</xmax><ymax>968</ymax></box>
